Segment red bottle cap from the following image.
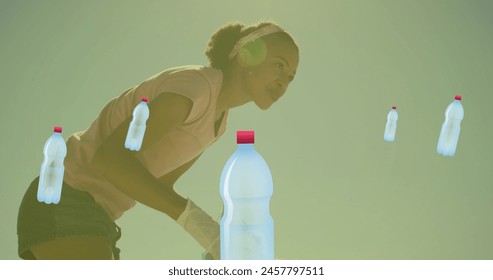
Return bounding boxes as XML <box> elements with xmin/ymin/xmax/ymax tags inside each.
<box><xmin>392</xmin><ymin>106</ymin><xmax>397</xmax><ymax>110</ymax></box>
<box><xmin>237</xmin><ymin>130</ymin><xmax>254</xmax><ymax>144</ymax></box>
<box><xmin>141</xmin><ymin>97</ymin><xmax>148</xmax><ymax>102</ymax></box>
<box><xmin>455</xmin><ymin>95</ymin><xmax>462</xmax><ymax>101</ymax></box>
<box><xmin>54</xmin><ymin>126</ymin><xmax>62</xmax><ymax>133</ymax></box>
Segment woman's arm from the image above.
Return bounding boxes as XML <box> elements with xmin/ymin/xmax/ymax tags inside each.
<box><xmin>90</xmin><ymin>93</ymin><xmax>193</xmax><ymax>221</ymax></box>
<box><xmin>158</xmin><ymin>153</ymin><xmax>203</xmax><ymax>188</ymax></box>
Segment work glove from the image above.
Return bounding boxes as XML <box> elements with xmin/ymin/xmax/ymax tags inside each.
<box><xmin>176</xmin><ymin>199</ymin><xmax>220</xmax><ymax>260</ymax></box>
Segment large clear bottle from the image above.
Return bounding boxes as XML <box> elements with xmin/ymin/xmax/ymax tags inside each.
<box><xmin>384</xmin><ymin>106</ymin><xmax>398</xmax><ymax>142</ymax></box>
<box><xmin>37</xmin><ymin>126</ymin><xmax>67</xmax><ymax>204</ymax></box>
<box><xmin>220</xmin><ymin>130</ymin><xmax>274</xmax><ymax>260</ymax></box>
<box><xmin>437</xmin><ymin>95</ymin><xmax>464</xmax><ymax>157</ymax></box>
<box><xmin>125</xmin><ymin>97</ymin><xmax>150</xmax><ymax>151</ymax></box>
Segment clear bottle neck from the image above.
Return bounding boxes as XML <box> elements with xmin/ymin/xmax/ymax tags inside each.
<box><xmin>237</xmin><ymin>143</ymin><xmax>254</xmax><ymax>151</ymax></box>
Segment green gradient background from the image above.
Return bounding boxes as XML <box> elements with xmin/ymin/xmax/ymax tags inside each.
<box><xmin>1</xmin><ymin>0</ymin><xmax>492</xmax><ymax>259</ymax></box>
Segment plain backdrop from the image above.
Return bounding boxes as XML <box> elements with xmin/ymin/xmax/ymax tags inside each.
<box><xmin>1</xmin><ymin>0</ymin><xmax>492</xmax><ymax>259</ymax></box>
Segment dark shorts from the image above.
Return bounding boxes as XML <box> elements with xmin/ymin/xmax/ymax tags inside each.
<box><xmin>17</xmin><ymin>177</ymin><xmax>122</xmax><ymax>259</ymax></box>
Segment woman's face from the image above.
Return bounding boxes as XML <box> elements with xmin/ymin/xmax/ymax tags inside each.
<box><xmin>243</xmin><ymin>37</ymin><xmax>299</xmax><ymax>110</ymax></box>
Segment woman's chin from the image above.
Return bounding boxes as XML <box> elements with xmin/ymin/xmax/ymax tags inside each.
<box><xmin>254</xmin><ymin>99</ymin><xmax>274</xmax><ymax>111</ymax></box>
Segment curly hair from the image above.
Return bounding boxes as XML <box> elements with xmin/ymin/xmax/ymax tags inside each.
<box><xmin>205</xmin><ymin>21</ymin><xmax>296</xmax><ymax>70</ymax></box>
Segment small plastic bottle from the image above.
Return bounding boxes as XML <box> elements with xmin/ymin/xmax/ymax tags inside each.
<box><xmin>384</xmin><ymin>106</ymin><xmax>398</xmax><ymax>142</ymax></box>
<box><xmin>220</xmin><ymin>131</ymin><xmax>274</xmax><ymax>260</ymax></box>
<box><xmin>437</xmin><ymin>95</ymin><xmax>464</xmax><ymax>157</ymax></box>
<box><xmin>37</xmin><ymin>126</ymin><xmax>67</xmax><ymax>204</ymax></box>
<box><xmin>125</xmin><ymin>97</ymin><xmax>150</xmax><ymax>151</ymax></box>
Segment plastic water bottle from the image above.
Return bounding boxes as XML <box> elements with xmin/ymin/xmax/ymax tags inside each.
<box><xmin>220</xmin><ymin>131</ymin><xmax>274</xmax><ymax>260</ymax></box>
<box><xmin>37</xmin><ymin>126</ymin><xmax>67</xmax><ymax>204</ymax></box>
<box><xmin>384</xmin><ymin>106</ymin><xmax>398</xmax><ymax>142</ymax></box>
<box><xmin>125</xmin><ymin>97</ymin><xmax>149</xmax><ymax>151</ymax></box>
<box><xmin>437</xmin><ymin>95</ymin><xmax>464</xmax><ymax>157</ymax></box>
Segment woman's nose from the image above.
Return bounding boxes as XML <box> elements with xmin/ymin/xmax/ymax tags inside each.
<box><xmin>277</xmin><ymin>78</ymin><xmax>287</xmax><ymax>90</ymax></box>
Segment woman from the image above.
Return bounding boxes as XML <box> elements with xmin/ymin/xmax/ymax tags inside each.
<box><xmin>17</xmin><ymin>21</ymin><xmax>299</xmax><ymax>260</ymax></box>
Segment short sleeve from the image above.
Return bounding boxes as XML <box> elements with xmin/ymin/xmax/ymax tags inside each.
<box><xmin>154</xmin><ymin>68</ymin><xmax>211</xmax><ymax>124</ymax></box>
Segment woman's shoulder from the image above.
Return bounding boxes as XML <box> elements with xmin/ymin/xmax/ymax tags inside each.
<box><xmin>144</xmin><ymin>65</ymin><xmax>223</xmax><ymax>101</ymax></box>
<box><xmin>148</xmin><ymin>65</ymin><xmax>222</xmax><ymax>84</ymax></box>
<box><xmin>146</xmin><ymin>66</ymin><xmax>222</xmax><ymax>123</ymax></box>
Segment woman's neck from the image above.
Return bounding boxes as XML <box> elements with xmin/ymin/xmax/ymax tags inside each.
<box><xmin>215</xmin><ymin>68</ymin><xmax>252</xmax><ymax>118</ymax></box>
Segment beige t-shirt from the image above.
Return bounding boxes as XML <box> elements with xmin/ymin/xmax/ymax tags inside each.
<box><xmin>63</xmin><ymin>66</ymin><xmax>228</xmax><ymax>220</ymax></box>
